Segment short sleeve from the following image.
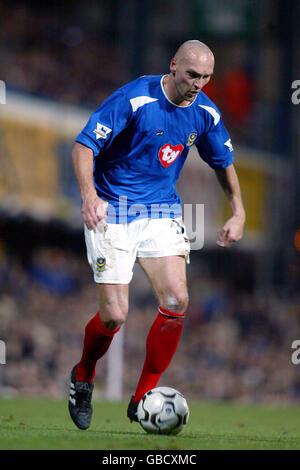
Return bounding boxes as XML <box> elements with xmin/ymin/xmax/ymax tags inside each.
<box><xmin>75</xmin><ymin>89</ymin><xmax>133</xmax><ymax>157</ymax></box>
<box><xmin>195</xmin><ymin>110</ymin><xmax>234</xmax><ymax>170</ymax></box>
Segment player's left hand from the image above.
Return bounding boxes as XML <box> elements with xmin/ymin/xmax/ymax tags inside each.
<box><xmin>216</xmin><ymin>215</ymin><xmax>245</xmax><ymax>248</ymax></box>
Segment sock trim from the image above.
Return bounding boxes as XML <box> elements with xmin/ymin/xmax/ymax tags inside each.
<box><xmin>158</xmin><ymin>306</ymin><xmax>185</xmax><ymax>318</ymax></box>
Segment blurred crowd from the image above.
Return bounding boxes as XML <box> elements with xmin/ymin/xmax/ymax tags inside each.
<box><xmin>0</xmin><ymin>1</ymin><xmax>129</xmax><ymax>107</ymax></box>
<box><xmin>0</xmin><ymin>245</ymin><xmax>300</xmax><ymax>404</ymax></box>
<box><xmin>0</xmin><ymin>1</ymin><xmax>282</xmax><ymax>153</ymax></box>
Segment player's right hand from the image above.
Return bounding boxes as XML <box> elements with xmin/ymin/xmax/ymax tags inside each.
<box><xmin>81</xmin><ymin>193</ymin><xmax>108</xmax><ymax>232</ymax></box>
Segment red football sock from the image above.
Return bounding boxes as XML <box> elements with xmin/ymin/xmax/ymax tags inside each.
<box><xmin>75</xmin><ymin>312</ymin><xmax>120</xmax><ymax>383</ymax></box>
<box><xmin>133</xmin><ymin>306</ymin><xmax>185</xmax><ymax>403</ymax></box>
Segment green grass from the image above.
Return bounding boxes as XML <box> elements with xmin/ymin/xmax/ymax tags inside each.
<box><xmin>0</xmin><ymin>398</ymin><xmax>300</xmax><ymax>450</ymax></box>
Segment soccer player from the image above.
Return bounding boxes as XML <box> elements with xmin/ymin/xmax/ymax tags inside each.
<box><xmin>68</xmin><ymin>40</ymin><xmax>245</xmax><ymax>430</ymax></box>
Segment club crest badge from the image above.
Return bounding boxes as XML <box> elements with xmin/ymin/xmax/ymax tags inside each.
<box><xmin>187</xmin><ymin>132</ymin><xmax>197</xmax><ymax>146</ymax></box>
<box><xmin>96</xmin><ymin>257</ymin><xmax>106</xmax><ymax>272</ymax></box>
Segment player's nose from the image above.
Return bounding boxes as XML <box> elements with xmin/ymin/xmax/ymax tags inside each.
<box><xmin>194</xmin><ymin>78</ymin><xmax>204</xmax><ymax>90</ymax></box>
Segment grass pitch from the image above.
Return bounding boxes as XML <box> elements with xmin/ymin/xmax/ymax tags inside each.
<box><xmin>0</xmin><ymin>397</ymin><xmax>300</xmax><ymax>450</ymax></box>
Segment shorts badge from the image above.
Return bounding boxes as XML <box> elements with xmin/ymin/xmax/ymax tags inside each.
<box><xmin>96</xmin><ymin>257</ymin><xmax>106</xmax><ymax>272</ymax></box>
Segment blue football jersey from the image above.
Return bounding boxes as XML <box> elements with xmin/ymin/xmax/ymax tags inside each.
<box><xmin>75</xmin><ymin>75</ymin><xmax>234</xmax><ymax>223</ymax></box>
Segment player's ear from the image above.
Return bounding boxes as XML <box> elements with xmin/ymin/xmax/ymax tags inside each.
<box><xmin>170</xmin><ymin>58</ymin><xmax>177</xmax><ymax>76</ymax></box>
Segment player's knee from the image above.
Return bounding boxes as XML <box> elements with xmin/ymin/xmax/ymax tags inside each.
<box><xmin>102</xmin><ymin>317</ymin><xmax>124</xmax><ymax>330</ymax></box>
<box><xmin>100</xmin><ymin>297</ymin><xmax>128</xmax><ymax>329</ymax></box>
<box><xmin>161</xmin><ymin>290</ymin><xmax>189</xmax><ymax>314</ymax></box>
<box><xmin>101</xmin><ymin>311</ymin><xmax>126</xmax><ymax>330</ymax></box>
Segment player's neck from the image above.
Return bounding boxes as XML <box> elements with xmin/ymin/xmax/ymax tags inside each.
<box><xmin>162</xmin><ymin>74</ymin><xmax>195</xmax><ymax>107</ymax></box>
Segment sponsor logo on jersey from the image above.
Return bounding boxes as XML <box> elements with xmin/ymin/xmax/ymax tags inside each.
<box><xmin>187</xmin><ymin>132</ymin><xmax>197</xmax><ymax>146</ymax></box>
<box><xmin>96</xmin><ymin>257</ymin><xmax>106</xmax><ymax>272</ymax></box>
<box><xmin>155</xmin><ymin>130</ymin><xmax>164</xmax><ymax>136</ymax></box>
<box><xmin>224</xmin><ymin>138</ymin><xmax>233</xmax><ymax>152</ymax></box>
<box><xmin>158</xmin><ymin>144</ymin><xmax>184</xmax><ymax>168</ymax></box>
<box><xmin>93</xmin><ymin>122</ymin><xmax>112</xmax><ymax>140</ymax></box>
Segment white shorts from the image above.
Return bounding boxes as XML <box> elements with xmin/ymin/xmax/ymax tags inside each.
<box><xmin>84</xmin><ymin>217</ymin><xmax>190</xmax><ymax>284</ymax></box>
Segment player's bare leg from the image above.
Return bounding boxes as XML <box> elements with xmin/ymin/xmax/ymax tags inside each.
<box><xmin>138</xmin><ymin>255</ymin><xmax>188</xmax><ymax>313</ymax></box>
<box><xmin>97</xmin><ymin>283</ymin><xmax>129</xmax><ymax>330</ymax></box>
<box><xmin>69</xmin><ymin>283</ymin><xmax>128</xmax><ymax>430</ymax></box>
<box><xmin>127</xmin><ymin>255</ymin><xmax>188</xmax><ymax>422</ymax></box>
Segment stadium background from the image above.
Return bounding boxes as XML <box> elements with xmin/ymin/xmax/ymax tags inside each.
<box><xmin>0</xmin><ymin>0</ymin><xmax>299</xmax><ymax>405</ymax></box>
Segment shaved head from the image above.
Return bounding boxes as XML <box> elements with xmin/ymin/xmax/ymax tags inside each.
<box><xmin>174</xmin><ymin>40</ymin><xmax>214</xmax><ymax>63</ymax></box>
<box><xmin>163</xmin><ymin>39</ymin><xmax>215</xmax><ymax>106</ymax></box>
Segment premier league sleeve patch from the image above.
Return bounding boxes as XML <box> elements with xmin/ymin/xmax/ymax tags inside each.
<box><xmin>93</xmin><ymin>123</ymin><xmax>112</xmax><ymax>140</ymax></box>
<box><xmin>224</xmin><ymin>138</ymin><xmax>233</xmax><ymax>152</ymax></box>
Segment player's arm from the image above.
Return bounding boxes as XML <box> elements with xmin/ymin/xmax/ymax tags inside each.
<box><xmin>72</xmin><ymin>142</ymin><xmax>107</xmax><ymax>231</ymax></box>
<box><xmin>214</xmin><ymin>163</ymin><xmax>245</xmax><ymax>248</ymax></box>
<box><xmin>73</xmin><ymin>88</ymin><xmax>133</xmax><ymax>231</ymax></box>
